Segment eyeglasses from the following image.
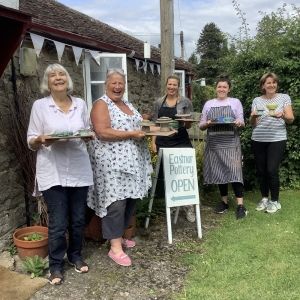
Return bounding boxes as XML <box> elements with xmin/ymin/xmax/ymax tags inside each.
<box><xmin>106</xmin><ymin>68</ymin><xmax>125</xmax><ymax>76</ymax></box>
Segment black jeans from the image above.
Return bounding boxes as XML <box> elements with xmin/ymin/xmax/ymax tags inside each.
<box><xmin>101</xmin><ymin>198</ymin><xmax>137</xmax><ymax>240</ymax></box>
<box><xmin>43</xmin><ymin>185</ymin><xmax>88</xmax><ymax>273</ymax></box>
<box><xmin>252</xmin><ymin>140</ymin><xmax>286</xmax><ymax>201</ymax></box>
<box><xmin>218</xmin><ymin>182</ymin><xmax>244</xmax><ymax>198</ymax></box>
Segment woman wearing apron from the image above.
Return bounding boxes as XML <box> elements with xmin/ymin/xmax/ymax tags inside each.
<box><xmin>151</xmin><ymin>74</ymin><xmax>195</xmax><ymax>222</ymax></box>
<box><xmin>199</xmin><ymin>76</ymin><xmax>247</xmax><ymax>219</ymax></box>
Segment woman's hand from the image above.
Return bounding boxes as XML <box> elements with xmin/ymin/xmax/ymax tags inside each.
<box><xmin>234</xmin><ymin>119</ymin><xmax>244</xmax><ymax>128</ymax></box>
<box><xmin>131</xmin><ymin>130</ymin><xmax>146</xmax><ymax>140</ymax></box>
<box><xmin>29</xmin><ymin>135</ymin><xmax>55</xmax><ymax>150</ymax></box>
<box><xmin>151</xmin><ymin>142</ymin><xmax>157</xmax><ymax>153</ymax></box>
<box><xmin>250</xmin><ymin>110</ymin><xmax>259</xmax><ymax>118</ymax></box>
<box><xmin>273</xmin><ymin>111</ymin><xmax>284</xmax><ymax>118</ymax></box>
<box><xmin>81</xmin><ymin>132</ymin><xmax>96</xmax><ymax>142</ymax></box>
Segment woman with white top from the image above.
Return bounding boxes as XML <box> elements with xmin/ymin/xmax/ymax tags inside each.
<box><xmin>250</xmin><ymin>72</ymin><xmax>294</xmax><ymax>213</ymax></box>
<box><xmin>199</xmin><ymin>76</ymin><xmax>247</xmax><ymax>219</ymax></box>
<box><xmin>27</xmin><ymin>64</ymin><xmax>93</xmax><ymax>285</ymax></box>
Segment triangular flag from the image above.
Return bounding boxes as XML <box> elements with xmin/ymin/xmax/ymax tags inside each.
<box><xmin>135</xmin><ymin>59</ymin><xmax>140</xmax><ymax>71</ymax></box>
<box><xmin>143</xmin><ymin>61</ymin><xmax>147</xmax><ymax>74</ymax></box>
<box><xmin>149</xmin><ymin>63</ymin><xmax>154</xmax><ymax>74</ymax></box>
<box><xmin>30</xmin><ymin>33</ymin><xmax>44</xmax><ymax>57</ymax></box>
<box><xmin>90</xmin><ymin>50</ymin><xmax>100</xmax><ymax>66</ymax></box>
<box><xmin>72</xmin><ymin>46</ymin><xmax>83</xmax><ymax>65</ymax></box>
<box><xmin>157</xmin><ymin>64</ymin><xmax>161</xmax><ymax>75</ymax></box>
<box><xmin>53</xmin><ymin>40</ymin><xmax>65</xmax><ymax>62</ymax></box>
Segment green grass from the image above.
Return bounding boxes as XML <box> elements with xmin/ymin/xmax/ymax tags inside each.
<box><xmin>176</xmin><ymin>190</ymin><xmax>300</xmax><ymax>300</ymax></box>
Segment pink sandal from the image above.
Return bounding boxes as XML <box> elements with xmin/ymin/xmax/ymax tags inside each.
<box><xmin>108</xmin><ymin>250</ymin><xmax>132</xmax><ymax>266</ymax></box>
<box><xmin>122</xmin><ymin>238</ymin><xmax>136</xmax><ymax>248</ymax></box>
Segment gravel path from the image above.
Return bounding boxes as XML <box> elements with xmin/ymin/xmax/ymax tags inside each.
<box><xmin>30</xmin><ymin>206</ymin><xmax>219</xmax><ymax>300</ymax></box>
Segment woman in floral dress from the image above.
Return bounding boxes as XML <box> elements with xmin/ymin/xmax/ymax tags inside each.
<box><xmin>87</xmin><ymin>69</ymin><xmax>152</xmax><ymax>266</ymax></box>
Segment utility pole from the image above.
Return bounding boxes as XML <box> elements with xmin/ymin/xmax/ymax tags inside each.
<box><xmin>160</xmin><ymin>0</ymin><xmax>174</xmax><ymax>93</ymax></box>
<box><xmin>180</xmin><ymin>31</ymin><xmax>184</xmax><ymax>59</ymax></box>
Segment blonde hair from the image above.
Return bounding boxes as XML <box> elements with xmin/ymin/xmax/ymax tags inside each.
<box><xmin>166</xmin><ymin>74</ymin><xmax>181</xmax><ymax>87</ymax></box>
<box><xmin>40</xmin><ymin>63</ymin><xmax>73</xmax><ymax>94</ymax></box>
<box><xmin>105</xmin><ymin>68</ymin><xmax>126</xmax><ymax>84</ymax></box>
<box><xmin>164</xmin><ymin>74</ymin><xmax>181</xmax><ymax>97</ymax></box>
<box><xmin>260</xmin><ymin>72</ymin><xmax>279</xmax><ymax>94</ymax></box>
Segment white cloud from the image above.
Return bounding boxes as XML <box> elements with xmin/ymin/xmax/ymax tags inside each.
<box><xmin>59</xmin><ymin>0</ymin><xmax>298</xmax><ymax>59</ymax></box>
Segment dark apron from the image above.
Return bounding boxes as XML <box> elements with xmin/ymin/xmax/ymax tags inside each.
<box><xmin>155</xmin><ymin>100</ymin><xmax>192</xmax><ymax>150</ymax></box>
<box><xmin>203</xmin><ymin>105</ymin><xmax>243</xmax><ymax>184</ymax></box>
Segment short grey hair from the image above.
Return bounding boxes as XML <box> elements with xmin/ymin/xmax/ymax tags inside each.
<box><xmin>40</xmin><ymin>63</ymin><xmax>73</xmax><ymax>94</ymax></box>
<box><xmin>105</xmin><ymin>68</ymin><xmax>126</xmax><ymax>84</ymax></box>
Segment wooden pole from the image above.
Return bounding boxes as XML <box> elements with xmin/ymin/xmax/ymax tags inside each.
<box><xmin>180</xmin><ymin>30</ymin><xmax>184</xmax><ymax>59</ymax></box>
<box><xmin>160</xmin><ymin>0</ymin><xmax>174</xmax><ymax>93</ymax></box>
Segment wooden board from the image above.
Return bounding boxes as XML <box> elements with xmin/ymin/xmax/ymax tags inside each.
<box><xmin>210</xmin><ymin>122</ymin><xmax>235</xmax><ymax>125</ymax></box>
<box><xmin>45</xmin><ymin>134</ymin><xmax>94</xmax><ymax>140</ymax></box>
<box><xmin>145</xmin><ymin>130</ymin><xmax>177</xmax><ymax>136</ymax></box>
<box><xmin>175</xmin><ymin>119</ymin><xmax>198</xmax><ymax>121</ymax></box>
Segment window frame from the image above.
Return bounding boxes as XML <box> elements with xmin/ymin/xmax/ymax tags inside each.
<box><xmin>174</xmin><ymin>69</ymin><xmax>186</xmax><ymax>98</ymax></box>
<box><xmin>83</xmin><ymin>52</ymin><xmax>128</xmax><ymax>111</ymax></box>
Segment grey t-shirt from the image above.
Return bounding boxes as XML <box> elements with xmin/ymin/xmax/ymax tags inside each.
<box><xmin>251</xmin><ymin>93</ymin><xmax>292</xmax><ymax>142</ymax></box>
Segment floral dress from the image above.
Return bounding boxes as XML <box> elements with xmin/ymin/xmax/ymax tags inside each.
<box><xmin>87</xmin><ymin>94</ymin><xmax>153</xmax><ymax>218</ymax></box>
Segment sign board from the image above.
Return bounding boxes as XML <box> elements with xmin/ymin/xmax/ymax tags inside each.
<box><xmin>145</xmin><ymin>148</ymin><xmax>202</xmax><ymax>244</ymax></box>
<box><xmin>162</xmin><ymin>148</ymin><xmax>200</xmax><ymax>208</ymax></box>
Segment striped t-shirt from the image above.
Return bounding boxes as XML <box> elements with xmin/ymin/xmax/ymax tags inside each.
<box><xmin>251</xmin><ymin>93</ymin><xmax>292</xmax><ymax>142</ymax></box>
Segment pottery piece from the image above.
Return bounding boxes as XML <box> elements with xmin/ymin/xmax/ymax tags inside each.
<box><xmin>266</xmin><ymin>103</ymin><xmax>278</xmax><ymax>116</ymax></box>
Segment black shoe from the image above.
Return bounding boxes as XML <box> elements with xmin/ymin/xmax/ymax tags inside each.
<box><xmin>215</xmin><ymin>201</ymin><xmax>229</xmax><ymax>214</ymax></box>
<box><xmin>236</xmin><ymin>205</ymin><xmax>247</xmax><ymax>219</ymax></box>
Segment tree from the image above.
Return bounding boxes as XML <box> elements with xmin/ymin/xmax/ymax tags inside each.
<box><xmin>195</xmin><ymin>23</ymin><xmax>229</xmax><ymax>84</ymax></box>
<box><xmin>223</xmin><ymin>5</ymin><xmax>300</xmax><ymax>189</ymax></box>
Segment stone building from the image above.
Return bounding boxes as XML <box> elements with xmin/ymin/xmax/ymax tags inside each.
<box><xmin>0</xmin><ymin>0</ymin><xmax>193</xmax><ymax>250</ymax></box>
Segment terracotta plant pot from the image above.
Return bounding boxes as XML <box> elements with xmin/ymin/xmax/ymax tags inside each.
<box><xmin>13</xmin><ymin>226</ymin><xmax>48</xmax><ymax>259</ymax></box>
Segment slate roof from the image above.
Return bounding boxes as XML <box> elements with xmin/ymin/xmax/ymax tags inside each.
<box><xmin>19</xmin><ymin>0</ymin><xmax>192</xmax><ymax>71</ymax></box>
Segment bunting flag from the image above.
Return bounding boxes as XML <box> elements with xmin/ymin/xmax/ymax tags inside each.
<box><xmin>135</xmin><ymin>59</ymin><xmax>140</xmax><ymax>71</ymax></box>
<box><xmin>143</xmin><ymin>61</ymin><xmax>147</xmax><ymax>74</ymax></box>
<box><xmin>156</xmin><ymin>64</ymin><xmax>161</xmax><ymax>75</ymax></box>
<box><xmin>72</xmin><ymin>46</ymin><xmax>83</xmax><ymax>65</ymax></box>
<box><xmin>53</xmin><ymin>40</ymin><xmax>65</xmax><ymax>62</ymax></box>
<box><xmin>30</xmin><ymin>33</ymin><xmax>44</xmax><ymax>57</ymax></box>
<box><xmin>28</xmin><ymin>32</ymin><xmax>161</xmax><ymax>76</ymax></box>
<box><xmin>89</xmin><ymin>50</ymin><xmax>101</xmax><ymax>66</ymax></box>
<box><xmin>149</xmin><ymin>63</ymin><xmax>154</xmax><ymax>75</ymax></box>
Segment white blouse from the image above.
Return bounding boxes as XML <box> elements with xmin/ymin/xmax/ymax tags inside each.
<box><xmin>27</xmin><ymin>96</ymin><xmax>93</xmax><ymax>193</ymax></box>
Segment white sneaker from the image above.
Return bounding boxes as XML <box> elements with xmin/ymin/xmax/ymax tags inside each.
<box><xmin>184</xmin><ymin>206</ymin><xmax>196</xmax><ymax>223</ymax></box>
<box><xmin>256</xmin><ymin>198</ymin><xmax>269</xmax><ymax>211</ymax></box>
<box><xmin>266</xmin><ymin>201</ymin><xmax>281</xmax><ymax>213</ymax></box>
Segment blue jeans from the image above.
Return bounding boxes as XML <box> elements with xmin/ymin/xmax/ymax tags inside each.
<box><xmin>43</xmin><ymin>185</ymin><xmax>88</xmax><ymax>273</ymax></box>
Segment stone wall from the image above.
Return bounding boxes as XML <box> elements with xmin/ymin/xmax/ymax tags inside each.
<box><xmin>0</xmin><ymin>40</ymin><xmax>162</xmax><ymax>250</ymax></box>
<box><xmin>127</xmin><ymin>60</ymin><xmax>162</xmax><ymax>116</ymax></box>
<box><xmin>0</xmin><ymin>61</ymin><xmax>26</xmax><ymax>250</ymax></box>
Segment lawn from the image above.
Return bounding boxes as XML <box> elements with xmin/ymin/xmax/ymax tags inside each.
<box><xmin>176</xmin><ymin>189</ymin><xmax>300</xmax><ymax>300</ymax></box>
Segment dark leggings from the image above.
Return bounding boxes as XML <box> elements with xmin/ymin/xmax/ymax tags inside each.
<box><xmin>252</xmin><ymin>140</ymin><xmax>286</xmax><ymax>201</ymax></box>
<box><xmin>218</xmin><ymin>182</ymin><xmax>244</xmax><ymax>198</ymax></box>
<box><xmin>101</xmin><ymin>198</ymin><xmax>137</xmax><ymax>240</ymax></box>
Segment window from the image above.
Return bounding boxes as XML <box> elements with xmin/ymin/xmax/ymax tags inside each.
<box><xmin>84</xmin><ymin>52</ymin><xmax>127</xmax><ymax>111</ymax></box>
<box><xmin>174</xmin><ymin>70</ymin><xmax>185</xmax><ymax>98</ymax></box>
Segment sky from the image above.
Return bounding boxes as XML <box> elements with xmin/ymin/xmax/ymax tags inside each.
<box><xmin>58</xmin><ymin>0</ymin><xmax>298</xmax><ymax>60</ymax></box>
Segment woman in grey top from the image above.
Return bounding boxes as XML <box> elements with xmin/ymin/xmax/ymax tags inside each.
<box><xmin>151</xmin><ymin>74</ymin><xmax>195</xmax><ymax>222</ymax></box>
<box><xmin>250</xmin><ymin>72</ymin><xmax>294</xmax><ymax>213</ymax></box>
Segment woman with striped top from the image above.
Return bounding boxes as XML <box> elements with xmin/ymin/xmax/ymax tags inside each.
<box><xmin>199</xmin><ymin>76</ymin><xmax>247</xmax><ymax>219</ymax></box>
<box><xmin>250</xmin><ymin>72</ymin><xmax>294</xmax><ymax>213</ymax></box>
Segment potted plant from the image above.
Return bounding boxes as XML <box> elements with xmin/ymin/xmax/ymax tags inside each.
<box><xmin>13</xmin><ymin>225</ymin><xmax>48</xmax><ymax>259</ymax></box>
